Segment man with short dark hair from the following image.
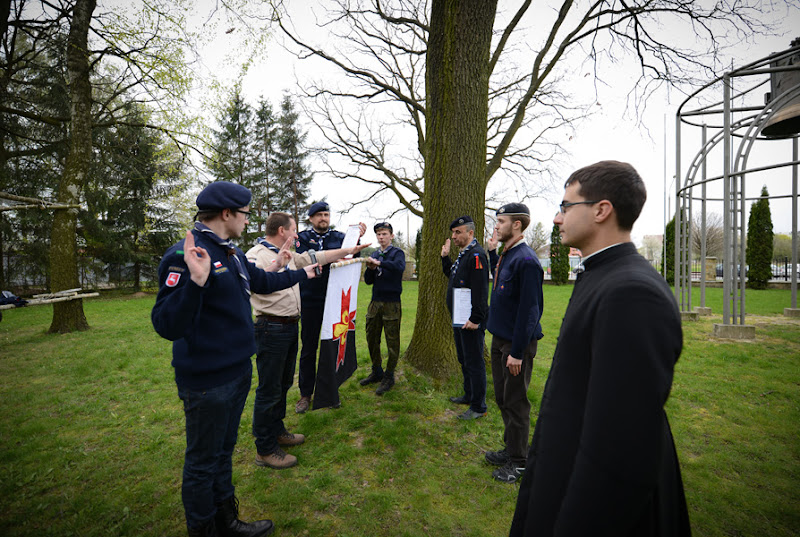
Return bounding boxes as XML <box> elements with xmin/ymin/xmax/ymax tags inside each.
<box><xmin>485</xmin><ymin>203</ymin><xmax>544</xmax><ymax>484</ymax></box>
<box><xmin>361</xmin><ymin>221</ymin><xmax>406</xmax><ymax>395</ymax></box>
<box><xmin>246</xmin><ymin>212</ymin><xmax>368</xmax><ymax>470</ymax></box>
<box><xmin>294</xmin><ymin>202</ymin><xmax>366</xmax><ymax>413</ymax></box>
<box><xmin>509</xmin><ymin>161</ymin><xmax>691</xmax><ymax>536</ymax></box>
<box><xmin>441</xmin><ymin>215</ymin><xmax>489</xmax><ymax>420</ymax></box>
<box><xmin>152</xmin><ymin>181</ymin><xmax>318</xmax><ymax>537</ymax></box>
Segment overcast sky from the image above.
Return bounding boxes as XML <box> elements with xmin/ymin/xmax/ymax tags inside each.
<box><xmin>188</xmin><ymin>0</ymin><xmax>800</xmax><ymax>247</ymax></box>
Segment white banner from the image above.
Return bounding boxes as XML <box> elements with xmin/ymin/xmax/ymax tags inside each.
<box><xmin>320</xmin><ymin>259</ymin><xmax>362</xmax><ymax>340</ymax></box>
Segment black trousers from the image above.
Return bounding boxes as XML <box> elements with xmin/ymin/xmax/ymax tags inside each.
<box><xmin>298</xmin><ymin>304</ymin><xmax>323</xmax><ymax>397</ymax></box>
<box><xmin>490</xmin><ymin>336</ymin><xmax>537</xmax><ymax>462</ymax></box>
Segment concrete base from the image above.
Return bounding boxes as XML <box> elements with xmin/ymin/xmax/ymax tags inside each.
<box><xmin>784</xmin><ymin>308</ymin><xmax>800</xmax><ymax>318</ymax></box>
<box><xmin>694</xmin><ymin>307</ymin><xmax>713</xmax><ymax>316</ymax></box>
<box><xmin>713</xmin><ymin>324</ymin><xmax>756</xmax><ymax>340</ymax></box>
<box><xmin>681</xmin><ymin>311</ymin><xmax>699</xmax><ymax>321</ymax></box>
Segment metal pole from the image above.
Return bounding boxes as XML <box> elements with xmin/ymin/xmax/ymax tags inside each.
<box><xmin>722</xmin><ymin>75</ymin><xmax>731</xmax><ymax>324</ymax></box>
<box><xmin>675</xmin><ymin>114</ymin><xmax>682</xmax><ymax>302</ymax></box>
<box><xmin>793</xmin><ymin>137</ymin><xmax>798</xmax><ymax>308</ymax></box>
<box><xmin>700</xmin><ymin>125</ymin><xmax>708</xmax><ymax>307</ymax></box>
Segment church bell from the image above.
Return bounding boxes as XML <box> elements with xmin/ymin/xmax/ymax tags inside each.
<box><xmin>762</xmin><ymin>37</ymin><xmax>800</xmax><ymax>138</ymax></box>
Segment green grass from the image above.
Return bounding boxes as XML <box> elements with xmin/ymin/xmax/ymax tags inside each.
<box><xmin>0</xmin><ymin>284</ymin><xmax>798</xmax><ymax>536</ymax></box>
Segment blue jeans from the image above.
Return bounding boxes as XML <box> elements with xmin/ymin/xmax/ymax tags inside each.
<box><xmin>177</xmin><ymin>371</ymin><xmax>251</xmax><ymax>529</ymax></box>
<box><xmin>252</xmin><ymin>318</ymin><xmax>299</xmax><ymax>455</ymax></box>
<box><xmin>453</xmin><ymin>326</ymin><xmax>487</xmax><ymax>413</ymax></box>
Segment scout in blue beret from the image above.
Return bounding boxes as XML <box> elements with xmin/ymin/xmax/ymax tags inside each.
<box><xmin>307</xmin><ymin>201</ymin><xmax>330</xmax><ymax>217</ymax></box>
<box><xmin>441</xmin><ymin>214</ymin><xmax>490</xmax><ymax>420</ymax></box>
<box><xmin>484</xmin><ymin>200</ymin><xmax>544</xmax><ymax>484</ymax></box>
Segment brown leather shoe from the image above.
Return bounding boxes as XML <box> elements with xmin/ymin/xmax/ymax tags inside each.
<box><xmin>295</xmin><ymin>396</ymin><xmax>311</xmax><ymax>414</ymax></box>
<box><xmin>255</xmin><ymin>448</ymin><xmax>297</xmax><ymax>469</ymax></box>
<box><xmin>278</xmin><ymin>431</ymin><xmax>305</xmax><ymax>447</ymax></box>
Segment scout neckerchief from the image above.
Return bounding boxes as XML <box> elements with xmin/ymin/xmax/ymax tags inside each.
<box><xmin>375</xmin><ymin>245</ymin><xmax>392</xmax><ymax>276</ymax></box>
<box><xmin>494</xmin><ymin>234</ymin><xmax>523</xmax><ymax>284</ymax></box>
<box><xmin>257</xmin><ymin>237</ymin><xmax>280</xmax><ymax>253</ymax></box>
<box><xmin>310</xmin><ymin>228</ymin><xmax>331</xmax><ymax>251</ymax></box>
<box><xmin>451</xmin><ymin>238</ymin><xmax>478</xmax><ymax>277</ymax></box>
<box><xmin>195</xmin><ymin>222</ymin><xmax>250</xmax><ymax>296</ymax></box>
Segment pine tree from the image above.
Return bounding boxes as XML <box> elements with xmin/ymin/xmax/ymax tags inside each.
<box><xmin>275</xmin><ymin>94</ymin><xmax>313</xmax><ymax>223</ymax></box>
<box><xmin>250</xmin><ymin>97</ymin><xmax>279</xmax><ymax>235</ymax></box>
<box><xmin>746</xmin><ymin>186</ymin><xmax>774</xmax><ymax>289</ymax></box>
<box><xmin>550</xmin><ymin>223</ymin><xmax>569</xmax><ymax>285</ymax></box>
<box><xmin>664</xmin><ymin>215</ymin><xmax>676</xmax><ymax>285</ymax></box>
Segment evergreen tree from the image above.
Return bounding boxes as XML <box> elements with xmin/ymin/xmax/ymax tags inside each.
<box><xmin>250</xmin><ymin>97</ymin><xmax>279</xmax><ymax>236</ymax></box>
<box><xmin>664</xmin><ymin>215</ymin><xmax>676</xmax><ymax>285</ymax></box>
<box><xmin>275</xmin><ymin>94</ymin><xmax>313</xmax><ymax>223</ymax></box>
<box><xmin>550</xmin><ymin>223</ymin><xmax>569</xmax><ymax>285</ymax></box>
<box><xmin>747</xmin><ymin>186</ymin><xmax>774</xmax><ymax>289</ymax></box>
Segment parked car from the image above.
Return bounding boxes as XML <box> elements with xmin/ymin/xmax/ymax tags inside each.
<box><xmin>715</xmin><ymin>263</ymin><xmax>747</xmax><ymax>278</ymax></box>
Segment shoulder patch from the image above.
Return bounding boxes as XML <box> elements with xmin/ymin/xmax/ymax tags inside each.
<box><xmin>167</xmin><ymin>266</ymin><xmax>185</xmax><ymax>273</ymax></box>
<box><xmin>166</xmin><ymin>272</ymin><xmax>181</xmax><ymax>287</ymax></box>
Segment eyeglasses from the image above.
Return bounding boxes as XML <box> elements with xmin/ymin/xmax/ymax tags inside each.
<box><xmin>232</xmin><ymin>208</ymin><xmax>251</xmax><ymax>217</ymax></box>
<box><xmin>558</xmin><ymin>200</ymin><xmax>600</xmax><ymax>214</ymax></box>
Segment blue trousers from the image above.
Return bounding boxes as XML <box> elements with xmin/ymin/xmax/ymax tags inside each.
<box><xmin>253</xmin><ymin>318</ymin><xmax>299</xmax><ymax>455</ymax></box>
<box><xmin>453</xmin><ymin>326</ymin><xmax>487</xmax><ymax>413</ymax></box>
<box><xmin>177</xmin><ymin>371</ymin><xmax>251</xmax><ymax>528</ymax></box>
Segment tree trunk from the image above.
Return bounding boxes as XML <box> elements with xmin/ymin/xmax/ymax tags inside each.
<box><xmin>404</xmin><ymin>0</ymin><xmax>497</xmax><ymax>379</ymax></box>
<box><xmin>48</xmin><ymin>0</ymin><xmax>95</xmax><ymax>333</ymax></box>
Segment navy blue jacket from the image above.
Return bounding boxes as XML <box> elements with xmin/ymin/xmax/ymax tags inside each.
<box><xmin>152</xmin><ymin>229</ymin><xmax>308</xmax><ymax>390</ymax></box>
<box><xmin>487</xmin><ymin>242</ymin><xmax>544</xmax><ymax>357</ymax></box>
<box><xmin>441</xmin><ymin>242</ymin><xmax>489</xmax><ymax>326</ymax></box>
<box><xmin>364</xmin><ymin>246</ymin><xmax>405</xmax><ymax>302</ymax></box>
<box><xmin>296</xmin><ymin>228</ymin><xmax>353</xmax><ymax>306</ymax></box>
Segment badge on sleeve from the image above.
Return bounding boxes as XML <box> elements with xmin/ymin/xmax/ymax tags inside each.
<box><xmin>166</xmin><ymin>272</ymin><xmax>181</xmax><ymax>287</ymax></box>
<box><xmin>213</xmin><ymin>261</ymin><xmax>223</xmax><ymax>269</ymax></box>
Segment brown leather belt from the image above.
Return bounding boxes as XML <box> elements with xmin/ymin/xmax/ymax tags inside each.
<box><xmin>258</xmin><ymin>314</ymin><xmax>300</xmax><ymax>324</ymax></box>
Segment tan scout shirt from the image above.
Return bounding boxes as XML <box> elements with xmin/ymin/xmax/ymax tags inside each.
<box><xmin>245</xmin><ymin>241</ymin><xmax>333</xmax><ymax>317</ymax></box>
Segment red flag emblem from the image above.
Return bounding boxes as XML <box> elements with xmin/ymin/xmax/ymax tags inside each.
<box><xmin>166</xmin><ymin>272</ymin><xmax>181</xmax><ymax>287</ymax></box>
<box><xmin>331</xmin><ymin>287</ymin><xmax>355</xmax><ymax>370</ymax></box>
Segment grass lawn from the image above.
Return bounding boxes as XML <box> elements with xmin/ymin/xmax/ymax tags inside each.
<box><xmin>0</xmin><ymin>283</ymin><xmax>798</xmax><ymax>536</ymax></box>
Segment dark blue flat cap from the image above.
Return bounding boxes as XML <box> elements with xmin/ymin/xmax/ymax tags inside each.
<box><xmin>196</xmin><ymin>181</ymin><xmax>252</xmax><ymax>210</ymax></box>
<box><xmin>497</xmin><ymin>203</ymin><xmax>529</xmax><ymax>217</ymax></box>
<box><xmin>450</xmin><ymin>215</ymin><xmax>473</xmax><ymax>229</ymax></box>
<box><xmin>374</xmin><ymin>221</ymin><xmax>393</xmax><ymax>233</ymax></box>
<box><xmin>308</xmin><ymin>201</ymin><xmax>330</xmax><ymax>217</ymax></box>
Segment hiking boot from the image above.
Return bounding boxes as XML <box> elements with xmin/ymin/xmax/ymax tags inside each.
<box><xmin>188</xmin><ymin>519</ymin><xmax>220</xmax><ymax>537</ymax></box>
<box><xmin>277</xmin><ymin>431</ymin><xmax>305</xmax><ymax>447</ymax></box>
<box><xmin>375</xmin><ymin>371</ymin><xmax>395</xmax><ymax>395</ymax></box>
<box><xmin>492</xmin><ymin>460</ymin><xmax>525</xmax><ymax>483</ymax></box>
<box><xmin>359</xmin><ymin>368</ymin><xmax>384</xmax><ymax>386</ymax></box>
<box><xmin>255</xmin><ymin>448</ymin><xmax>297</xmax><ymax>470</ymax></box>
<box><xmin>214</xmin><ymin>495</ymin><xmax>274</xmax><ymax>537</ymax></box>
<box><xmin>458</xmin><ymin>409</ymin><xmax>487</xmax><ymax>420</ymax></box>
<box><xmin>449</xmin><ymin>395</ymin><xmax>470</xmax><ymax>405</ymax></box>
<box><xmin>484</xmin><ymin>448</ymin><xmax>510</xmax><ymax>466</ymax></box>
<box><xmin>294</xmin><ymin>396</ymin><xmax>311</xmax><ymax>414</ymax></box>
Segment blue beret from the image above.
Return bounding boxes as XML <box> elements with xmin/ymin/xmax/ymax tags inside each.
<box><xmin>374</xmin><ymin>221</ymin><xmax>393</xmax><ymax>233</ymax></box>
<box><xmin>497</xmin><ymin>203</ymin><xmax>529</xmax><ymax>217</ymax></box>
<box><xmin>450</xmin><ymin>215</ymin><xmax>473</xmax><ymax>229</ymax></box>
<box><xmin>308</xmin><ymin>201</ymin><xmax>330</xmax><ymax>217</ymax></box>
<box><xmin>196</xmin><ymin>181</ymin><xmax>251</xmax><ymax>210</ymax></box>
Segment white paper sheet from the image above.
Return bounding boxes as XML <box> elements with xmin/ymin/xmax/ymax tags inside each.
<box><xmin>452</xmin><ymin>288</ymin><xmax>472</xmax><ymax>327</ymax></box>
<box><xmin>341</xmin><ymin>225</ymin><xmax>361</xmax><ymax>256</ymax></box>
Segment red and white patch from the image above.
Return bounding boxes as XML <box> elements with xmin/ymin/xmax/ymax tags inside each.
<box><xmin>166</xmin><ymin>272</ymin><xmax>181</xmax><ymax>287</ymax></box>
<box><xmin>213</xmin><ymin>261</ymin><xmax>223</xmax><ymax>268</ymax></box>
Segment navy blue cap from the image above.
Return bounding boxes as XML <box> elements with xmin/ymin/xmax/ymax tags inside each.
<box><xmin>374</xmin><ymin>221</ymin><xmax>393</xmax><ymax>233</ymax></box>
<box><xmin>450</xmin><ymin>215</ymin><xmax>473</xmax><ymax>229</ymax></box>
<box><xmin>308</xmin><ymin>201</ymin><xmax>330</xmax><ymax>217</ymax></box>
<box><xmin>196</xmin><ymin>181</ymin><xmax>251</xmax><ymax>210</ymax></box>
<box><xmin>497</xmin><ymin>203</ymin><xmax>529</xmax><ymax>217</ymax></box>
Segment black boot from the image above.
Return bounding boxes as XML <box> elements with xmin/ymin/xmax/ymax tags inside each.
<box><xmin>214</xmin><ymin>496</ymin><xmax>274</xmax><ymax>537</ymax></box>
<box><xmin>359</xmin><ymin>367</ymin><xmax>384</xmax><ymax>386</ymax></box>
<box><xmin>188</xmin><ymin>519</ymin><xmax>220</xmax><ymax>537</ymax></box>
<box><xmin>375</xmin><ymin>371</ymin><xmax>395</xmax><ymax>395</ymax></box>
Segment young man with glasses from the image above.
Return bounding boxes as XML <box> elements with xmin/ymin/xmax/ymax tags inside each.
<box><xmin>152</xmin><ymin>181</ymin><xmax>318</xmax><ymax>537</ymax></box>
<box><xmin>509</xmin><ymin>161</ymin><xmax>691</xmax><ymax>536</ymax></box>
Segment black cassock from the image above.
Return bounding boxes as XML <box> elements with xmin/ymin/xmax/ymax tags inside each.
<box><xmin>510</xmin><ymin>242</ymin><xmax>691</xmax><ymax>537</ymax></box>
